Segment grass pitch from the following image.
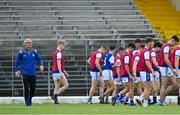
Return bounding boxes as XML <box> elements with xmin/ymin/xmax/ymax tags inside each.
<box><xmin>0</xmin><ymin>104</ymin><xmax>179</xmax><ymax>115</ymax></box>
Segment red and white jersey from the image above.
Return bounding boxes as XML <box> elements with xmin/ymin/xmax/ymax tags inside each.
<box><xmin>120</xmin><ymin>51</ymin><xmax>133</xmax><ymax>77</ymax></box>
<box><xmin>159</xmin><ymin>43</ymin><xmax>171</xmax><ymax>67</ymax></box>
<box><xmin>138</xmin><ymin>48</ymin><xmax>152</xmax><ymax>73</ymax></box>
<box><xmin>89</xmin><ymin>50</ymin><xmax>103</xmax><ymax>72</ymax></box>
<box><xmin>52</xmin><ymin>48</ymin><xmax>64</xmax><ymax>73</ymax></box>
<box><xmin>133</xmin><ymin>50</ymin><xmax>140</xmax><ymax>72</ymax></box>
<box><xmin>113</xmin><ymin>55</ymin><xmax>121</xmax><ymax>77</ymax></box>
<box><xmin>171</xmin><ymin>46</ymin><xmax>180</xmax><ymax>68</ymax></box>
<box><xmin>150</xmin><ymin>49</ymin><xmax>159</xmax><ymax>70</ymax></box>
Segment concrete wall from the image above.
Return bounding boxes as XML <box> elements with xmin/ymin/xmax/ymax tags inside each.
<box><xmin>0</xmin><ymin>96</ymin><xmax>178</xmax><ymax>104</ymax></box>
<box><xmin>170</xmin><ymin>0</ymin><xmax>180</xmax><ymax>11</ymax></box>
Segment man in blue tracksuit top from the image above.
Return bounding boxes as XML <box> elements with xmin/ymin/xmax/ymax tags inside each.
<box><xmin>14</xmin><ymin>39</ymin><xmax>44</xmax><ymax>106</ymax></box>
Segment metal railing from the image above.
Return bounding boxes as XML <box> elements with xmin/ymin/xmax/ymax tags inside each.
<box><xmin>0</xmin><ymin>39</ymin><xmax>125</xmax><ymax>97</ymax></box>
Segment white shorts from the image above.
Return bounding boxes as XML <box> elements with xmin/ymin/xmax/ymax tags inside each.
<box><xmin>121</xmin><ymin>76</ymin><xmax>130</xmax><ymax>84</ymax></box>
<box><xmin>90</xmin><ymin>71</ymin><xmax>100</xmax><ymax>80</ymax></box>
<box><xmin>140</xmin><ymin>71</ymin><xmax>152</xmax><ymax>82</ymax></box>
<box><xmin>52</xmin><ymin>73</ymin><xmax>65</xmax><ymax>81</ymax></box>
<box><xmin>160</xmin><ymin>67</ymin><xmax>173</xmax><ymax>77</ymax></box>
<box><xmin>103</xmin><ymin>70</ymin><xmax>113</xmax><ymax>81</ymax></box>
<box><xmin>114</xmin><ymin>78</ymin><xmax>122</xmax><ymax>85</ymax></box>
<box><xmin>134</xmin><ymin>77</ymin><xmax>142</xmax><ymax>83</ymax></box>
<box><xmin>134</xmin><ymin>72</ymin><xmax>141</xmax><ymax>83</ymax></box>
<box><xmin>151</xmin><ymin>71</ymin><xmax>160</xmax><ymax>81</ymax></box>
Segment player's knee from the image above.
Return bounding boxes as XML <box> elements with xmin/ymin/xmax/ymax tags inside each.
<box><xmin>110</xmin><ymin>87</ymin><xmax>115</xmax><ymax>91</ymax></box>
<box><xmin>66</xmin><ymin>83</ymin><xmax>69</xmax><ymax>89</ymax></box>
<box><xmin>99</xmin><ymin>83</ymin><xmax>105</xmax><ymax>88</ymax></box>
<box><xmin>64</xmin><ymin>83</ymin><xmax>69</xmax><ymax>89</ymax></box>
<box><xmin>154</xmin><ymin>87</ymin><xmax>160</xmax><ymax>92</ymax></box>
<box><xmin>172</xmin><ymin>83</ymin><xmax>178</xmax><ymax>89</ymax></box>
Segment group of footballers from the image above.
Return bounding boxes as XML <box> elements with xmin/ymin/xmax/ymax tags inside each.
<box><xmin>50</xmin><ymin>36</ymin><xmax>180</xmax><ymax>107</ymax></box>
<box><xmin>87</xmin><ymin>36</ymin><xmax>180</xmax><ymax>107</ymax></box>
<box><xmin>16</xmin><ymin>37</ymin><xmax>180</xmax><ymax>107</ymax></box>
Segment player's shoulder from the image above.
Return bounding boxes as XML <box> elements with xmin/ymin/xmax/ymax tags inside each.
<box><xmin>18</xmin><ymin>48</ymin><xmax>25</xmax><ymax>54</ymax></box>
<box><xmin>33</xmin><ymin>49</ymin><xmax>38</xmax><ymax>53</ymax></box>
<box><xmin>163</xmin><ymin>44</ymin><xmax>170</xmax><ymax>49</ymax></box>
<box><xmin>57</xmin><ymin>51</ymin><xmax>62</xmax><ymax>55</ymax></box>
<box><xmin>150</xmin><ymin>49</ymin><xmax>155</xmax><ymax>53</ymax></box>
<box><xmin>133</xmin><ymin>50</ymin><xmax>139</xmax><ymax>55</ymax></box>
<box><xmin>106</xmin><ymin>52</ymin><xmax>112</xmax><ymax>56</ymax></box>
<box><xmin>18</xmin><ymin>50</ymin><xmax>23</xmax><ymax>54</ymax></box>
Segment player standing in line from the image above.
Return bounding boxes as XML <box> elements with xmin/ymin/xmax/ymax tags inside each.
<box><xmin>171</xmin><ymin>45</ymin><xmax>180</xmax><ymax>105</ymax></box>
<box><xmin>134</xmin><ymin>39</ymin><xmax>142</xmax><ymax>50</ymax></box>
<box><xmin>111</xmin><ymin>47</ymin><xmax>124</xmax><ymax>104</ymax></box>
<box><xmin>51</xmin><ymin>40</ymin><xmax>69</xmax><ymax>104</ymax></box>
<box><xmin>149</xmin><ymin>42</ymin><xmax>162</xmax><ymax>104</ymax></box>
<box><xmin>137</xmin><ymin>37</ymin><xmax>156</xmax><ymax>107</ymax></box>
<box><xmin>112</xmin><ymin>43</ymin><xmax>136</xmax><ymax>106</ymax></box>
<box><xmin>121</xmin><ymin>39</ymin><xmax>143</xmax><ymax>105</ymax></box>
<box><xmin>159</xmin><ymin>35</ymin><xmax>179</xmax><ymax>106</ymax></box>
<box><xmin>103</xmin><ymin>46</ymin><xmax>116</xmax><ymax>104</ymax></box>
<box><xmin>120</xmin><ymin>41</ymin><xmax>144</xmax><ymax>105</ymax></box>
<box><xmin>87</xmin><ymin>46</ymin><xmax>107</xmax><ymax>104</ymax></box>
<box><xmin>133</xmin><ymin>44</ymin><xmax>144</xmax><ymax>99</ymax></box>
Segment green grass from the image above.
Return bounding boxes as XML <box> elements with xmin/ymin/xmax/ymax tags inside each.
<box><xmin>0</xmin><ymin>104</ymin><xmax>179</xmax><ymax>115</ymax></box>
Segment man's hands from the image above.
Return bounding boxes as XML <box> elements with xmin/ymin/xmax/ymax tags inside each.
<box><xmin>15</xmin><ymin>71</ymin><xmax>21</xmax><ymax>77</ymax></box>
<box><xmin>172</xmin><ymin>69</ymin><xmax>178</xmax><ymax>76</ymax></box>
<box><xmin>39</xmin><ymin>65</ymin><xmax>44</xmax><ymax>72</ymax></box>
<box><xmin>15</xmin><ymin>65</ymin><xmax>44</xmax><ymax>77</ymax></box>
<box><xmin>129</xmin><ymin>74</ymin><xmax>136</xmax><ymax>81</ymax></box>
<box><xmin>118</xmin><ymin>76</ymin><xmax>121</xmax><ymax>82</ymax></box>
<box><xmin>132</xmin><ymin>72</ymin><xmax>137</xmax><ymax>81</ymax></box>
<box><xmin>64</xmin><ymin>71</ymin><xmax>70</xmax><ymax>78</ymax></box>
<box><xmin>151</xmin><ymin>71</ymin><xmax>156</xmax><ymax>77</ymax></box>
<box><xmin>100</xmin><ymin>71</ymin><xmax>103</xmax><ymax>78</ymax></box>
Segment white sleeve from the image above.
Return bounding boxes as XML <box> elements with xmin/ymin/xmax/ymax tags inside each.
<box><xmin>144</xmin><ymin>51</ymin><xmax>150</xmax><ymax>60</ymax></box>
<box><xmin>109</xmin><ymin>56</ymin><xmax>114</xmax><ymax>64</ymax></box>
<box><xmin>151</xmin><ymin>52</ymin><xmax>156</xmax><ymax>57</ymax></box>
<box><xmin>133</xmin><ymin>50</ymin><xmax>138</xmax><ymax>56</ymax></box>
<box><xmin>175</xmin><ymin>50</ymin><xmax>180</xmax><ymax>57</ymax></box>
<box><xmin>135</xmin><ymin>56</ymin><xmax>140</xmax><ymax>62</ymax></box>
<box><xmin>163</xmin><ymin>46</ymin><xmax>170</xmax><ymax>54</ymax></box>
<box><xmin>57</xmin><ymin>52</ymin><xmax>62</xmax><ymax>60</ymax></box>
<box><xmin>116</xmin><ymin>59</ymin><xmax>120</xmax><ymax>63</ymax></box>
<box><xmin>124</xmin><ymin>56</ymin><xmax>130</xmax><ymax>64</ymax></box>
<box><xmin>116</xmin><ymin>59</ymin><xmax>121</xmax><ymax>67</ymax></box>
<box><xmin>96</xmin><ymin>53</ymin><xmax>102</xmax><ymax>59</ymax></box>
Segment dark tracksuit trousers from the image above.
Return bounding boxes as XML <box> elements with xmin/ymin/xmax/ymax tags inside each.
<box><xmin>22</xmin><ymin>76</ymin><xmax>36</xmax><ymax>99</ymax></box>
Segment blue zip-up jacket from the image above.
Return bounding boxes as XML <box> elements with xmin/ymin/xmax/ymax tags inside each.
<box><xmin>14</xmin><ymin>49</ymin><xmax>43</xmax><ymax>77</ymax></box>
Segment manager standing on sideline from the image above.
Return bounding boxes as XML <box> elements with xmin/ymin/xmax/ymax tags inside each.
<box><xmin>14</xmin><ymin>39</ymin><xmax>44</xmax><ymax>106</ymax></box>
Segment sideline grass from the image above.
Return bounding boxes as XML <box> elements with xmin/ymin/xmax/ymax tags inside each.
<box><xmin>0</xmin><ymin>104</ymin><xmax>179</xmax><ymax>114</ymax></box>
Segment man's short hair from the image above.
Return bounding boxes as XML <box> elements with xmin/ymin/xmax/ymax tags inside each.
<box><xmin>23</xmin><ymin>39</ymin><xmax>32</xmax><ymax>46</ymax></box>
<box><xmin>154</xmin><ymin>42</ymin><xmax>162</xmax><ymax>48</ymax></box>
<box><xmin>57</xmin><ymin>39</ymin><xmax>66</xmax><ymax>46</ymax></box>
<box><xmin>134</xmin><ymin>39</ymin><xmax>141</xmax><ymax>44</ymax></box>
<box><xmin>145</xmin><ymin>37</ymin><xmax>153</xmax><ymax>43</ymax></box>
<box><xmin>140</xmin><ymin>44</ymin><xmax>145</xmax><ymax>48</ymax></box>
<box><xmin>118</xmin><ymin>47</ymin><xmax>125</xmax><ymax>51</ymax></box>
<box><xmin>100</xmin><ymin>46</ymin><xmax>107</xmax><ymax>49</ymax></box>
<box><xmin>171</xmin><ymin>35</ymin><xmax>179</xmax><ymax>42</ymax></box>
<box><xmin>128</xmin><ymin>43</ymin><xmax>136</xmax><ymax>49</ymax></box>
<box><xmin>109</xmin><ymin>45</ymin><xmax>116</xmax><ymax>51</ymax></box>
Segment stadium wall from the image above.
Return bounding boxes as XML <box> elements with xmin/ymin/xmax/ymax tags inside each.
<box><xmin>0</xmin><ymin>96</ymin><xmax>178</xmax><ymax>104</ymax></box>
